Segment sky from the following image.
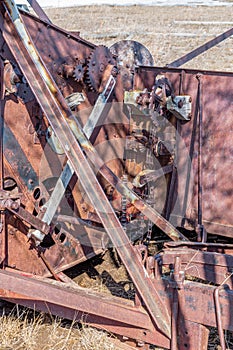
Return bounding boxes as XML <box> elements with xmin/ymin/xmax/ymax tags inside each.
<box><xmin>17</xmin><ymin>0</ymin><xmax>232</xmax><ymax>7</ymax></box>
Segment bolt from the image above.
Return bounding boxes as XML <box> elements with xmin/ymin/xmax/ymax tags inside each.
<box><xmin>10</xmin><ymin>201</ymin><xmax>19</xmax><ymax>210</ymax></box>
<box><xmin>65</xmin><ymin>144</ymin><xmax>70</xmax><ymax>152</ymax></box>
<box><xmin>178</xmin><ymin>99</ymin><xmax>184</xmax><ymax>109</ymax></box>
<box><xmin>40</xmin><ymin>207</ymin><xmax>46</xmax><ymax>214</ymax></box>
<box><xmin>99</xmin><ymin>63</ymin><xmax>105</xmax><ymax>72</ymax></box>
<box><xmin>111</xmin><ymin>66</ymin><xmax>118</xmax><ymax>77</ymax></box>
<box><xmin>9</xmin><ymin>228</ymin><xmax>15</xmax><ymax>236</ymax></box>
<box><xmin>137</xmin><ymin>340</ymin><xmax>145</xmax><ymax>347</ymax></box>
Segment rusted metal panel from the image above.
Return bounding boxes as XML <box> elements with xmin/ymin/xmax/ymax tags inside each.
<box><xmin>134</xmin><ymin>66</ymin><xmax>233</xmax><ymax>237</ymax></box>
<box><xmin>177</xmin><ymin>321</ymin><xmax>209</xmax><ymax>350</ymax></box>
<box><xmin>181</xmin><ymin>282</ymin><xmax>233</xmax><ymax>331</ymax></box>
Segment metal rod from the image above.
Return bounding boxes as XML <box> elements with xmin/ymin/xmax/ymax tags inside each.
<box><xmin>214</xmin><ymin>286</ymin><xmax>226</xmax><ymax>350</ymax></box>
<box><xmin>0</xmin><ymin>212</ymin><xmax>6</xmax><ymax>268</ymax></box>
<box><xmin>164</xmin><ymin>165</ymin><xmax>177</xmax><ymax>220</ymax></box>
<box><xmin>0</xmin><ymin>58</ymin><xmax>4</xmax><ymax>191</ymax></box>
<box><xmin>0</xmin><ymin>120</ymin><xmax>3</xmax><ymax>190</ymax></box>
<box><xmin>27</xmin><ymin>0</ymin><xmax>51</xmax><ymax>23</ymax></box>
<box><xmin>0</xmin><ymin>58</ymin><xmax>6</xmax><ymax>267</ymax></box>
<box><xmin>165</xmin><ymin>241</ymin><xmax>233</xmax><ymax>249</ymax></box>
<box><xmin>171</xmin><ymin>288</ymin><xmax>178</xmax><ymax>350</ymax></box>
<box><xmin>196</xmin><ymin>74</ymin><xmax>205</xmax><ymax>242</ymax></box>
<box><xmin>198</xmin><ymin>75</ymin><xmax>203</xmax><ymax>227</ymax></box>
<box><xmin>168</xmin><ymin>26</ymin><xmax>233</xmax><ymax>68</ymax></box>
<box><xmin>7</xmin><ymin>206</ymin><xmax>50</xmax><ymax>235</ymax></box>
<box><xmin>180</xmin><ymin>86</ymin><xmax>200</xmax><ymax>229</ymax></box>
<box><xmin>171</xmin><ymin>256</ymin><xmax>181</xmax><ymax>350</ymax></box>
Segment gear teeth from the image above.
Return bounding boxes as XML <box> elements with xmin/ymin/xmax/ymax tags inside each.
<box><xmin>85</xmin><ymin>51</ymin><xmax>95</xmax><ymax>91</ymax></box>
<box><xmin>85</xmin><ymin>72</ymin><xmax>95</xmax><ymax>91</ymax></box>
<box><xmin>85</xmin><ymin>46</ymin><xmax>114</xmax><ymax>92</ymax></box>
<box><xmin>73</xmin><ymin>64</ymin><xmax>85</xmax><ymax>82</ymax></box>
<box><xmin>87</xmin><ymin>80</ymin><xmax>95</xmax><ymax>92</ymax></box>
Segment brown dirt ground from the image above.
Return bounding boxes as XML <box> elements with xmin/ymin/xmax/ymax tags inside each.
<box><xmin>45</xmin><ymin>5</ymin><xmax>233</xmax><ymax>72</ymax></box>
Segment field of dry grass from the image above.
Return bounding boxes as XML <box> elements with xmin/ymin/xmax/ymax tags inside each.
<box><xmin>46</xmin><ymin>5</ymin><xmax>233</xmax><ymax>72</ymax></box>
<box><xmin>1</xmin><ymin>4</ymin><xmax>233</xmax><ymax>350</ymax></box>
<box><xmin>0</xmin><ymin>303</ymin><xmax>116</xmax><ymax>350</ymax></box>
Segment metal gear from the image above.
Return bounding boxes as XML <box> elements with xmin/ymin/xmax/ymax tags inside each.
<box><xmin>85</xmin><ymin>45</ymin><xmax>115</xmax><ymax>92</ymax></box>
<box><xmin>73</xmin><ymin>64</ymin><xmax>85</xmax><ymax>82</ymax></box>
<box><xmin>110</xmin><ymin>40</ymin><xmax>154</xmax><ymax>91</ymax></box>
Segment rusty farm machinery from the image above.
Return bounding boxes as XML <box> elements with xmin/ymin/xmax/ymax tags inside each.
<box><xmin>1</xmin><ymin>1</ymin><xmax>233</xmax><ymax>349</ymax></box>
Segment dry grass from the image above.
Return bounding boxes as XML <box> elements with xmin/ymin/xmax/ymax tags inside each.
<box><xmin>0</xmin><ymin>252</ymin><xmax>134</xmax><ymax>350</ymax></box>
<box><xmin>0</xmin><ymin>305</ymin><xmax>115</xmax><ymax>350</ymax></box>
<box><xmin>46</xmin><ymin>5</ymin><xmax>233</xmax><ymax>72</ymax></box>
<box><xmin>0</xmin><ymin>252</ymin><xmax>139</xmax><ymax>350</ymax></box>
<box><xmin>71</xmin><ymin>251</ymin><xmax>135</xmax><ymax>300</ymax></box>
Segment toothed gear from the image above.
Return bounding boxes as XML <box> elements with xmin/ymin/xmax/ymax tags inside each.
<box><xmin>85</xmin><ymin>45</ymin><xmax>115</xmax><ymax>92</ymax></box>
<box><xmin>73</xmin><ymin>64</ymin><xmax>85</xmax><ymax>82</ymax></box>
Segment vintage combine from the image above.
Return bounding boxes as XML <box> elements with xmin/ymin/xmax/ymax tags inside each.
<box><xmin>1</xmin><ymin>0</ymin><xmax>233</xmax><ymax>349</ymax></box>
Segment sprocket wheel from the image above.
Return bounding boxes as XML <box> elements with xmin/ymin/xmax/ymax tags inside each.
<box><xmin>85</xmin><ymin>45</ymin><xmax>115</xmax><ymax>92</ymax></box>
<box><xmin>73</xmin><ymin>64</ymin><xmax>85</xmax><ymax>82</ymax></box>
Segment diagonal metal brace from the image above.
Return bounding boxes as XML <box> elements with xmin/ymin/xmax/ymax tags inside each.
<box><xmin>31</xmin><ymin>74</ymin><xmax>116</xmax><ymax>242</ymax></box>
<box><xmin>26</xmin><ymin>0</ymin><xmax>51</xmax><ymax>23</ymax></box>
<box><xmin>168</xmin><ymin>26</ymin><xmax>233</xmax><ymax>68</ymax></box>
